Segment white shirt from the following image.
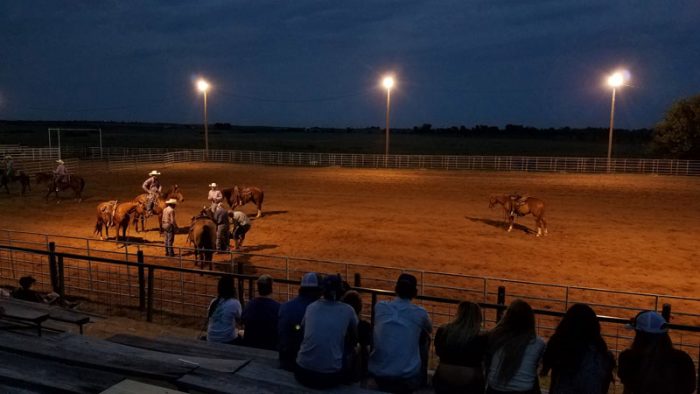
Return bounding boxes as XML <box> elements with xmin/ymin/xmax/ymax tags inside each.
<box><xmin>487</xmin><ymin>336</ymin><xmax>546</xmax><ymax>391</ymax></box>
<box><xmin>369</xmin><ymin>298</ymin><xmax>433</xmax><ymax>379</ymax></box>
<box><xmin>208</xmin><ymin>189</ymin><xmax>223</xmax><ymax>203</ymax></box>
<box><xmin>207</xmin><ymin>297</ymin><xmax>242</xmax><ymax>343</ymax></box>
<box><xmin>232</xmin><ymin>211</ymin><xmax>250</xmax><ymax>227</ymax></box>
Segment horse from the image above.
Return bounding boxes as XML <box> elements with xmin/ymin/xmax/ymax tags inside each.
<box><xmin>222</xmin><ymin>185</ymin><xmax>264</xmax><ymax>218</ymax></box>
<box><xmin>36</xmin><ymin>172</ymin><xmax>85</xmax><ymax>202</ymax></box>
<box><xmin>489</xmin><ymin>194</ymin><xmax>548</xmax><ymax>237</ymax></box>
<box><xmin>132</xmin><ymin>185</ymin><xmax>184</xmax><ymax>233</ymax></box>
<box><xmin>1</xmin><ymin>171</ymin><xmax>31</xmax><ymax>196</ymax></box>
<box><xmin>188</xmin><ymin>210</ymin><xmax>217</xmax><ymax>270</ymax></box>
<box><xmin>94</xmin><ymin>200</ymin><xmax>142</xmax><ymax>242</ymax></box>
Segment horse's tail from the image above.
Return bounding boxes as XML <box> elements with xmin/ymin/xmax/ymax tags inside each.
<box><xmin>78</xmin><ymin>177</ymin><xmax>86</xmax><ymax>194</ymax></box>
<box><xmin>257</xmin><ymin>188</ymin><xmax>264</xmax><ymax>207</ymax></box>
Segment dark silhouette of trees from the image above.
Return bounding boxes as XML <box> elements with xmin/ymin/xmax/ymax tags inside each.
<box><xmin>651</xmin><ymin>94</ymin><xmax>700</xmax><ymax>159</ymax></box>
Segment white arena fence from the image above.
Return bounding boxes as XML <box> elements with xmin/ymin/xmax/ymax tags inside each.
<box><xmin>82</xmin><ymin>147</ymin><xmax>700</xmax><ymax>176</ymax></box>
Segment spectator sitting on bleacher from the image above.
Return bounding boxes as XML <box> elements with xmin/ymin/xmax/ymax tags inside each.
<box><xmin>10</xmin><ymin>276</ymin><xmax>78</xmax><ymax>308</ymax></box>
<box><xmin>368</xmin><ymin>273</ymin><xmax>433</xmax><ymax>393</ymax></box>
<box><xmin>618</xmin><ymin>310</ymin><xmax>696</xmax><ymax>394</ymax></box>
<box><xmin>485</xmin><ymin>299</ymin><xmax>545</xmax><ymax>394</ymax></box>
<box><xmin>206</xmin><ymin>276</ymin><xmax>242</xmax><ymax>344</ymax></box>
<box><xmin>295</xmin><ymin>274</ymin><xmax>358</xmax><ymax>390</ymax></box>
<box><xmin>433</xmin><ymin>301</ymin><xmax>488</xmax><ymax>394</ymax></box>
<box><xmin>241</xmin><ymin>275</ymin><xmax>280</xmax><ymax>351</ymax></box>
<box><xmin>277</xmin><ymin>272</ymin><xmax>322</xmax><ymax>371</ymax></box>
<box><xmin>11</xmin><ymin>276</ymin><xmax>45</xmax><ymax>303</ymax></box>
<box><xmin>541</xmin><ymin>303</ymin><xmax>615</xmax><ymax>394</ymax></box>
<box><xmin>341</xmin><ymin>290</ymin><xmax>372</xmax><ymax>383</ymax></box>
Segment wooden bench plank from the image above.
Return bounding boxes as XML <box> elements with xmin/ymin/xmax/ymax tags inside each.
<box><xmin>100</xmin><ymin>379</ymin><xmax>189</xmax><ymax>394</ymax></box>
<box><xmin>176</xmin><ymin>367</ymin><xmax>313</xmax><ymax>394</ymax></box>
<box><xmin>0</xmin><ymin>298</ymin><xmax>90</xmax><ymax>333</ymax></box>
<box><xmin>158</xmin><ymin>335</ymin><xmax>279</xmax><ymax>367</ymax></box>
<box><xmin>0</xmin><ymin>331</ymin><xmax>195</xmax><ymax>380</ymax></box>
<box><xmin>0</xmin><ymin>383</ymin><xmax>46</xmax><ymax>394</ymax></box>
<box><xmin>0</xmin><ymin>348</ymin><xmax>125</xmax><ymax>393</ymax></box>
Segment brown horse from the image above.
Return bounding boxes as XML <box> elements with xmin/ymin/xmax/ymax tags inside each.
<box><xmin>94</xmin><ymin>201</ymin><xmax>142</xmax><ymax>241</ymax></box>
<box><xmin>188</xmin><ymin>210</ymin><xmax>217</xmax><ymax>270</ymax></box>
<box><xmin>489</xmin><ymin>194</ymin><xmax>548</xmax><ymax>237</ymax></box>
<box><xmin>1</xmin><ymin>171</ymin><xmax>31</xmax><ymax>196</ymax></box>
<box><xmin>132</xmin><ymin>185</ymin><xmax>184</xmax><ymax>233</ymax></box>
<box><xmin>222</xmin><ymin>185</ymin><xmax>264</xmax><ymax>218</ymax></box>
<box><xmin>36</xmin><ymin>172</ymin><xmax>85</xmax><ymax>202</ymax></box>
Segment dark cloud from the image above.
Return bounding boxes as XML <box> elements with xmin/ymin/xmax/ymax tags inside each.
<box><xmin>0</xmin><ymin>0</ymin><xmax>698</xmax><ymax>128</ymax></box>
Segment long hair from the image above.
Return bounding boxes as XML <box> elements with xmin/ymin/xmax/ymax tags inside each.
<box><xmin>443</xmin><ymin>301</ymin><xmax>482</xmax><ymax>346</ymax></box>
<box><xmin>630</xmin><ymin>330</ymin><xmax>674</xmax><ymax>379</ymax></box>
<box><xmin>209</xmin><ymin>276</ymin><xmax>237</xmax><ymax>318</ymax></box>
<box><xmin>488</xmin><ymin>299</ymin><xmax>536</xmax><ymax>383</ymax></box>
<box><xmin>542</xmin><ymin>303</ymin><xmax>609</xmax><ymax>374</ymax></box>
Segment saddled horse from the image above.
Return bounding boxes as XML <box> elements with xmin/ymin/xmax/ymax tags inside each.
<box><xmin>36</xmin><ymin>172</ymin><xmax>85</xmax><ymax>202</ymax></box>
<box><xmin>489</xmin><ymin>194</ymin><xmax>548</xmax><ymax>237</ymax></box>
<box><xmin>222</xmin><ymin>185</ymin><xmax>264</xmax><ymax>218</ymax></box>
<box><xmin>187</xmin><ymin>209</ymin><xmax>217</xmax><ymax>270</ymax></box>
<box><xmin>132</xmin><ymin>185</ymin><xmax>184</xmax><ymax>233</ymax></box>
<box><xmin>94</xmin><ymin>200</ymin><xmax>142</xmax><ymax>242</ymax></box>
<box><xmin>1</xmin><ymin>171</ymin><xmax>31</xmax><ymax>196</ymax></box>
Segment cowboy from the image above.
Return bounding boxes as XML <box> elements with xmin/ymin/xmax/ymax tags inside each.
<box><xmin>53</xmin><ymin>159</ymin><xmax>68</xmax><ymax>192</ymax></box>
<box><xmin>208</xmin><ymin>183</ymin><xmax>223</xmax><ymax>212</ymax></box>
<box><xmin>3</xmin><ymin>155</ymin><xmax>15</xmax><ymax>179</ymax></box>
<box><xmin>162</xmin><ymin>198</ymin><xmax>178</xmax><ymax>257</ymax></box>
<box><xmin>230</xmin><ymin>210</ymin><xmax>251</xmax><ymax>250</ymax></box>
<box><xmin>509</xmin><ymin>193</ymin><xmax>527</xmax><ymax>217</ymax></box>
<box><xmin>213</xmin><ymin>202</ymin><xmax>230</xmax><ymax>251</ymax></box>
<box><xmin>142</xmin><ymin>170</ymin><xmax>162</xmax><ymax>216</ymax></box>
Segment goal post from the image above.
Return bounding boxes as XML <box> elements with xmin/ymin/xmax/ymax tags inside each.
<box><xmin>48</xmin><ymin>128</ymin><xmax>103</xmax><ymax>159</ymax></box>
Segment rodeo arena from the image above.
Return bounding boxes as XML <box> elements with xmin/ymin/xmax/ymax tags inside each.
<box><xmin>1</xmin><ymin>141</ymin><xmax>700</xmax><ymax>394</ymax></box>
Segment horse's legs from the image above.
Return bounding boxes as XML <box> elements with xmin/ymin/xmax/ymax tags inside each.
<box><xmin>256</xmin><ymin>208</ymin><xmax>262</xmax><ymax>218</ymax></box>
<box><xmin>507</xmin><ymin>215</ymin><xmax>514</xmax><ymax>232</ymax></box>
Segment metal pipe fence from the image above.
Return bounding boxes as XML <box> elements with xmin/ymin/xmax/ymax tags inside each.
<box><xmin>0</xmin><ymin>242</ymin><xmax>699</xmax><ymax>385</ymax></box>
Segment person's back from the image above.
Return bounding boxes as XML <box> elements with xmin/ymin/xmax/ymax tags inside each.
<box><xmin>369</xmin><ymin>274</ymin><xmax>432</xmax><ymax>393</ymax></box>
<box><xmin>618</xmin><ymin>311</ymin><xmax>696</xmax><ymax>394</ymax></box>
<box><xmin>278</xmin><ymin>272</ymin><xmax>321</xmax><ymax>371</ymax></box>
<box><xmin>242</xmin><ymin>296</ymin><xmax>280</xmax><ymax>350</ymax></box>
<box><xmin>11</xmin><ymin>287</ymin><xmax>44</xmax><ymax>303</ymax></box>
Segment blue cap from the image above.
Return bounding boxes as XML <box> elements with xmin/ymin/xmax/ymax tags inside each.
<box><xmin>629</xmin><ymin>311</ymin><xmax>667</xmax><ymax>334</ymax></box>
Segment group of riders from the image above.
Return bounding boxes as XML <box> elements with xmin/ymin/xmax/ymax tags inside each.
<box><xmin>2</xmin><ymin>155</ymin><xmax>69</xmax><ymax>191</ymax></box>
<box><xmin>141</xmin><ymin>170</ymin><xmax>251</xmax><ymax>256</ymax></box>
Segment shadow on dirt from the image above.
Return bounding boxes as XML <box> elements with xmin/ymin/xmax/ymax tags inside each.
<box><xmin>239</xmin><ymin>244</ymin><xmax>278</xmax><ymax>253</ymax></box>
<box><xmin>111</xmin><ymin>236</ymin><xmax>163</xmax><ymax>244</ymax></box>
<box><xmin>465</xmin><ymin>216</ymin><xmax>532</xmax><ymax>234</ymax></box>
<box><xmin>252</xmin><ymin>210</ymin><xmax>288</xmax><ymax>219</ymax></box>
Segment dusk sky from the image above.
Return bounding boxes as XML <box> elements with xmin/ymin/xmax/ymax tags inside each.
<box><xmin>1</xmin><ymin>1</ymin><xmax>698</xmax><ymax>129</ymax></box>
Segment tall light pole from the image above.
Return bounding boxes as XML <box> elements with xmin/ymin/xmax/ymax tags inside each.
<box><xmin>382</xmin><ymin>75</ymin><xmax>395</xmax><ymax>167</ymax></box>
<box><xmin>197</xmin><ymin>79</ymin><xmax>210</xmax><ymax>160</ymax></box>
<box><xmin>606</xmin><ymin>71</ymin><xmax>626</xmax><ymax>172</ymax></box>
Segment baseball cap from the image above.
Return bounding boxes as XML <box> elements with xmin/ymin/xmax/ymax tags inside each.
<box><xmin>628</xmin><ymin>311</ymin><xmax>668</xmax><ymax>334</ymax></box>
<box><xmin>300</xmin><ymin>272</ymin><xmax>319</xmax><ymax>288</ymax></box>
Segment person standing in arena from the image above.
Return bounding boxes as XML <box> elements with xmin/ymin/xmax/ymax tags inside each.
<box><xmin>213</xmin><ymin>202</ymin><xmax>230</xmax><ymax>252</ymax></box>
<box><xmin>208</xmin><ymin>183</ymin><xmax>223</xmax><ymax>212</ymax></box>
<box><xmin>162</xmin><ymin>198</ymin><xmax>178</xmax><ymax>257</ymax></box>
<box><xmin>230</xmin><ymin>210</ymin><xmax>251</xmax><ymax>250</ymax></box>
<box><xmin>142</xmin><ymin>170</ymin><xmax>162</xmax><ymax>217</ymax></box>
<box><xmin>4</xmin><ymin>155</ymin><xmax>15</xmax><ymax>179</ymax></box>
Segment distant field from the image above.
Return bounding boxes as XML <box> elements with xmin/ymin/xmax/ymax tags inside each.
<box><xmin>0</xmin><ymin>122</ymin><xmax>651</xmax><ymax>157</ymax></box>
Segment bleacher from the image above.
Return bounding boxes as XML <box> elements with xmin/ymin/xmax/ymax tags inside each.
<box><xmin>0</xmin><ymin>312</ymin><xmax>379</xmax><ymax>393</ymax></box>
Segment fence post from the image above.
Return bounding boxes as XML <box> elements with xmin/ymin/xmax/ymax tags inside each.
<box><xmin>354</xmin><ymin>273</ymin><xmax>362</xmax><ymax>287</ymax></box>
<box><xmin>236</xmin><ymin>263</ymin><xmax>245</xmax><ymax>307</ymax></box>
<box><xmin>48</xmin><ymin>242</ymin><xmax>58</xmax><ymax>292</ymax></box>
<box><xmin>137</xmin><ymin>251</ymin><xmax>145</xmax><ymax>311</ymax></box>
<box><xmin>146</xmin><ymin>266</ymin><xmax>154</xmax><ymax>322</ymax></box>
<box><xmin>371</xmin><ymin>292</ymin><xmax>378</xmax><ymax>329</ymax></box>
<box><xmin>248</xmin><ymin>278</ymin><xmax>255</xmax><ymax>301</ymax></box>
<box><xmin>57</xmin><ymin>255</ymin><xmax>65</xmax><ymax>297</ymax></box>
<box><xmin>662</xmin><ymin>303</ymin><xmax>671</xmax><ymax>322</ymax></box>
<box><xmin>496</xmin><ymin>286</ymin><xmax>506</xmax><ymax>322</ymax></box>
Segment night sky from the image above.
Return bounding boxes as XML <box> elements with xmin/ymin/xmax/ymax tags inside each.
<box><xmin>1</xmin><ymin>1</ymin><xmax>698</xmax><ymax>129</ymax></box>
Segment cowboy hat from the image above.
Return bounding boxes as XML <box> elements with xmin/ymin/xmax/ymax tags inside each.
<box><xmin>56</xmin><ymin>159</ymin><xmax>64</xmax><ymax>164</ymax></box>
<box><xmin>4</xmin><ymin>155</ymin><xmax>12</xmax><ymax>159</ymax></box>
<box><xmin>209</xmin><ymin>182</ymin><xmax>217</xmax><ymax>188</ymax></box>
<box><xmin>165</xmin><ymin>198</ymin><xmax>178</xmax><ymax>204</ymax></box>
<box><xmin>148</xmin><ymin>170</ymin><xmax>161</xmax><ymax>176</ymax></box>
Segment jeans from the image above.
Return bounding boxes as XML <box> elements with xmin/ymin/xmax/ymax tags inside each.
<box><xmin>164</xmin><ymin>225</ymin><xmax>175</xmax><ymax>256</ymax></box>
<box><xmin>216</xmin><ymin>224</ymin><xmax>229</xmax><ymax>250</ymax></box>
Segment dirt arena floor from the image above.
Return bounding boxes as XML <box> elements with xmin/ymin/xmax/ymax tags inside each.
<box><xmin>1</xmin><ymin>162</ymin><xmax>699</xmax><ymax>301</ymax></box>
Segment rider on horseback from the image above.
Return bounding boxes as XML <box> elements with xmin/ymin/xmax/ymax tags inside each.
<box><xmin>53</xmin><ymin>159</ymin><xmax>68</xmax><ymax>192</ymax></box>
<box><xmin>3</xmin><ymin>155</ymin><xmax>15</xmax><ymax>179</ymax></box>
<box><xmin>509</xmin><ymin>193</ymin><xmax>528</xmax><ymax>216</ymax></box>
<box><xmin>208</xmin><ymin>182</ymin><xmax>223</xmax><ymax>212</ymax></box>
<box><xmin>142</xmin><ymin>170</ymin><xmax>162</xmax><ymax>217</ymax></box>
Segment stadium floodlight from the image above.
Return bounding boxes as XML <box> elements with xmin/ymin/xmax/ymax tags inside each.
<box><xmin>606</xmin><ymin>70</ymin><xmax>629</xmax><ymax>172</ymax></box>
<box><xmin>382</xmin><ymin>75</ymin><xmax>395</xmax><ymax>166</ymax></box>
<box><xmin>196</xmin><ymin>78</ymin><xmax>210</xmax><ymax>159</ymax></box>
